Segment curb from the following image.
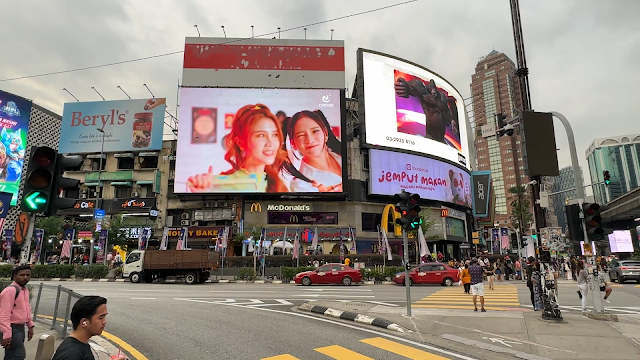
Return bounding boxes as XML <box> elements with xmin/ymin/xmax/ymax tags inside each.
<box><xmin>32</xmin><ymin>278</ymin><xmax>390</xmax><ymax>285</ymax></box>
<box><xmin>298</xmin><ymin>303</ymin><xmax>407</xmax><ymax>333</ymax></box>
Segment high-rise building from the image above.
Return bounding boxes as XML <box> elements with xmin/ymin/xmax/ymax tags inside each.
<box><xmin>550</xmin><ymin>166</ymin><xmax>583</xmax><ymax>231</ymax></box>
<box><xmin>585</xmin><ymin>134</ymin><xmax>640</xmax><ymax>204</ymax></box>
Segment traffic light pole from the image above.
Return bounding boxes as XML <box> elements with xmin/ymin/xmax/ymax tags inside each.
<box><xmin>19</xmin><ymin>214</ymin><xmax>36</xmax><ymax>265</ymax></box>
<box><xmin>550</xmin><ymin>111</ymin><xmax>604</xmax><ymax>313</ymax></box>
<box><xmin>402</xmin><ymin>229</ymin><xmax>412</xmax><ymax>317</ymax></box>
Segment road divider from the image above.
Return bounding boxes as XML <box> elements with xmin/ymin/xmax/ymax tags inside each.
<box><xmin>298</xmin><ymin>302</ymin><xmax>407</xmax><ymax>333</ymax></box>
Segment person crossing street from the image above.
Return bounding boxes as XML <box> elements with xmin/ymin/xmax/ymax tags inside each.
<box><xmin>468</xmin><ymin>258</ymin><xmax>486</xmax><ymax>312</ymax></box>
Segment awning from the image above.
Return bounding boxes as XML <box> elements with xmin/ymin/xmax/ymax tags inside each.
<box><xmin>111</xmin><ymin>181</ymin><xmax>133</xmax><ymax>187</ymax></box>
<box><xmin>139</xmin><ymin>152</ymin><xmax>158</xmax><ymax>157</ymax></box>
<box><xmin>136</xmin><ymin>180</ymin><xmax>154</xmax><ymax>185</ymax></box>
<box><xmin>83</xmin><ymin>182</ymin><xmax>102</xmax><ymax>187</ymax></box>
<box><xmin>114</xmin><ymin>153</ymin><xmax>134</xmax><ymax>158</ymax></box>
<box><xmin>86</xmin><ymin>154</ymin><xmax>106</xmax><ymax>159</ymax></box>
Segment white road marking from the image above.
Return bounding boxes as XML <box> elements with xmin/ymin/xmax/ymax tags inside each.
<box><xmin>130</xmin><ymin>298</ymin><xmax>156</xmax><ymax>300</ymax></box>
<box><xmin>66</xmin><ymin>288</ymin><xmax>97</xmax><ymax>291</ymax></box>
<box><xmin>294</xmin><ymin>294</ymin><xmax>375</xmax><ymax>298</ymax></box>
<box><xmin>174</xmin><ymin>298</ymin><xmax>478</xmax><ymax>360</ymax></box>
<box><xmin>232</xmin><ymin>299</ymin><xmax>263</xmax><ymax>305</ymax></box>
<box><xmin>304</xmin><ymin>288</ymin><xmax>372</xmax><ymax>292</ymax></box>
<box><xmin>209</xmin><ymin>290</ymin><xmax>278</xmax><ymax>293</ymax></box>
<box><xmin>367</xmin><ymin>301</ymin><xmax>400</xmax><ymax>307</ymax></box>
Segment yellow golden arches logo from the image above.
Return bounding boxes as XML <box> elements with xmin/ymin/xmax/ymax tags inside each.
<box><xmin>381</xmin><ymin>204</ymin><xmax>402</xmax><ymax>237</ymax></box>
<box><xmin>250</xmin><ymin>203</ymin><xmax>262</xmax><ymax>213</ymax></box>
<box><xmin>289</xmin><ymin>215</ymin><xmax>299</xmax><ymax>223</ymax></box>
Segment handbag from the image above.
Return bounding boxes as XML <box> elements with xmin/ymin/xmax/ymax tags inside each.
<box><xmin>458</xmin><ymin>280</ymin><xmax>463</xmax><ymax>286</ymax></box>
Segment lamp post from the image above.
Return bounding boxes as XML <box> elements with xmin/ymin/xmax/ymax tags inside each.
<box><xmin>96</xmin><ymin>127</ymin><xmax>106</xmax><ymax>266</ymax></box>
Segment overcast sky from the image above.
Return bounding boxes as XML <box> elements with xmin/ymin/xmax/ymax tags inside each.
<box><xmin>1</xmin><ymin>0</ymin><xmax>638</xmax><ymax>187</ymax></box>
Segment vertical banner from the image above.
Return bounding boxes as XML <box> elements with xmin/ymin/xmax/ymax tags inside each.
<box><xmin>500</xmin><ymin>228</ymin><xmax>510</xmax><ymax>250</ymax></box>
<box><xmin>491</xmin><ymin>228</ymin><xmax>499</xmax><ymax>253</ymax></box>
<box><xmin>3</xmin><ymin>229</ymin><xmax>13</xmax><ymax>261</ymax></box>
<box><xmin>311</xmin><ymin>226</ymin><xmax>319</xmax><ymax>252</ymax></box>
<box><xmin>0</xmin><ymin>192</ymin><xmax>12</xmax><ymax>261</ymax></box>
<box><xmin>176</xmin><ymin>227</ymin><xmax>187</xmax><ymax>250</ymax></box>
<box><xmin>339</xmin><ymin>228</ymin><xmax>344</xmax><ymax>262</ymax></box>
<box><xmin>382</xmin><ymin>229</ymin><xmax>393</xmax><ymax>261</ymax></box>
<box><xmin>418</xmin><ymin>229</ymin><xmax>429</xmax><ymax>262</ymax></box>
<box><xmin>159</xmin><ymin>227</ymin><xmax>169</xmax><ymax>250</ymax></box>
<box><xmin>32</xmin><ymin>229</ymin><xmax>44</xmax><ymax>264</ymax></box>
<box><xmin>62</xmin><ymin>228</ymin><xmax>75</xmax><ymax>262</ymax></box>
<box><xmin>292</xmin><ymin>228</ymin><xmax>300</xmax><ymax>260</ymax></box>
<box><xmin>97</xmin><ymin>230</ymin><xmax>108</xmax><ymax>263</ymax></box>
<box><xmin>349</xmin><ymin>226</ymin><xmax>357</xmax><ymax>252</ymax></box>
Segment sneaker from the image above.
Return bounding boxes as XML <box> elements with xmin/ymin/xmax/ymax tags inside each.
<box><xmin>481</xmin><ymin>308</ymin><xmax>487</xmax><ymax>312</ymax></box>
<box><xmin>577</xmin><ymin>290</ymin><xmax>582</xmax><ymax>299</ymax></box>
<box><xmin>603</xmin><ymin>299</ymin><xmax>611</xmax><ymax>304</ymax></box>
<box><xmin>474</xmin><ymin>308</ymin><xmax>478</xmax><ymax>312</ymax></box>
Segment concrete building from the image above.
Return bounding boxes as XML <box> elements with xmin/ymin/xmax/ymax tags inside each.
<box><xmin>586</xmin><ymin>134</ymin><xmax>640</xmax><ymax>204</ymax></box>
<box><xmin>550</xmin><ymin>166</ymin><xmax>583</xmax><ymax>231</ymax></box>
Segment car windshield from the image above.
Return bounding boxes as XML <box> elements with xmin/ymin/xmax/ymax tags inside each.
<box><xmin>621</xmin><ymin>261</ymin><xmax>640</xmax><ymax>267</ymax></box>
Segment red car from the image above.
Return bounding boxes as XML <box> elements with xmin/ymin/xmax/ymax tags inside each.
<box><xmin>295</xmin><ymin>263</ymin><xmax>362</xmax><ymax>286</ymax></box>
<box><xmin>392</xmin><ymin>262</ymin><xmax>459</xmax><ymax>286</ymax></box>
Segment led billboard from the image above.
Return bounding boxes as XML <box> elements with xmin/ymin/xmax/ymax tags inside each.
<box><xmin>359</xmin><ymin>49</ymin><xmax>469</xmax><ymax>170</ymax></box>
<box><xmin>174</xmin><ymin>88</ymin><xmax>345</xmax><ymax>194</ymax></box>
<box><xmin>369</xmin><ymin>149</ymin><xmax>472</xmax><ymax>208</ymax></box>
<box><xmin>0</xmin><ymin>90</ymin><xmax>31</xmax><ymax>205</ymax></box>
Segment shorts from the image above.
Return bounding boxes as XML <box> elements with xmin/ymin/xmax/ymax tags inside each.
<box><xmin>600</xmin><ymin>286</ymin><xmax>606</xmax><ymax>292</ymax></box>
<box><xmin>471</xmin><ymin>283</ymin><xmax>485</xmax><ymax>296</ymax></box>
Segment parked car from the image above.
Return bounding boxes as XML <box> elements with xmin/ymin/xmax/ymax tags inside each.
<box><xmin>393</xmin><ymin>262</ymin><xmax>459</xmax><ymax>286</ymax></box>
<box><xmin>608</xmin><ymin>260</ymin><xmax>640</xmax><ymax>283</ymax></box>
<box><xmin>295</xmin><ymin>263</ymin><xmax>362</xmax><ymax>286</ymax></box>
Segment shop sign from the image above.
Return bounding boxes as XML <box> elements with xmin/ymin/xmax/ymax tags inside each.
<box><xmin>168</xmin><ymin>226</ymin><xmax>223</xmax><ymax>238</ymax></box>
<box><xmin>441</xmin><ymin>206</ymin><xmax>466</xmax><ymax>220</ymax></box>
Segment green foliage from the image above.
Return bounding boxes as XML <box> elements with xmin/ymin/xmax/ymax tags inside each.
<box><xmin>419</xmin><ymin>212</ymin><xmax>437</xmax><ymax>234</ymax></box>
<box><xmin>281</xmin><ymin>266</ymin><xmax>315</xmax><ymax>281</ymax></box>
<box><xmin>236</xmin><ymin>267</ymin><xmax>256</xmax><ymax>281</ymax></box>
<box><xmin>35</xmin><ymin>216</ymin><xmax>66</xmax><ymax>240</ymax></box>
<box><xmin>223</xmin><ymin>254</ymin><xmax>403</xmax><ymax>268</ymax></box>
<box><xmin>0</xmin><ymin>265</ymin><xmax>12</xmax><ymax>278</ymax></box>
<box><xmin>74</xmin><ymin>265</ymin><xmax>109</xmax><ymax>279</ymax></box>
<box><xmin>509</xmin><ymin>185</ymin><xmax>533</xmax><ymax>232</ymax></box>
<box><xmin>0</xmin><ymin>282</ymin><xmax>34</xmax><ymax>302</ymax></box>
<box><xmin>361</xmin><ymin>266</ymin><xmax>404</xmax><ymax>281</ymax></box>
<box><xmin>93</xmin><ymin>214</ymin><xmax>131</xmax><ymax>247</ymax></box>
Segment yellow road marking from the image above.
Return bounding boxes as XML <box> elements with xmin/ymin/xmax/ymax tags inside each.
<box><xmin>262</xmin><ymin>355</ymin><xmax>300</xmax><ymax>360</ymax></box>
<box><xmin>37</xmin><ymin>315</ymin><xmax>148</xmax><ymax>360</ymax></box>
<box><xmin>361</xmin><ymin>337</ymin><xmax>450</xmax><ymax>359</ymax></box>
<box><xmin>315</xmin><ymin>345</ymin><xmax>374</xmax><ymax>360</ymax></box>
<box><xmin>413</xmin><ymin>304</ymin><xmax>526</xmax><ymax>311</ymax></box>
<box><xmin>415</xmin><ymin>301</ymin><xmax>520</xmax><ymax>306</ymax></box>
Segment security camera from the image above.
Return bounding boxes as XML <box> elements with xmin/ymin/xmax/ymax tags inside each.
<box><xmin>504</xmin><ymin>123</ymin><xmax>515</xmax><ymax>137</ymax></box>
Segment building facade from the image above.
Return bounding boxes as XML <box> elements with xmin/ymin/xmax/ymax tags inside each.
<box><xmin>550</xmin><ymin>166</ymin><xmax>583</xmax><ymax>231</ymax></box>
<box><xmin>586</xmin><ymin>134</ymin><xmax>640</xmax><ymax>204</ymax></box>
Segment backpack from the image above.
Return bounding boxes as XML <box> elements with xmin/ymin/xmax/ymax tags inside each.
<box><xmin>2</xmin><ymin>284</ymin><xmax>21</xmax><ymax>307</ymax></box>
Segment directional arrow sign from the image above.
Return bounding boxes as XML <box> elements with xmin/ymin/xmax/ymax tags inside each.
<box><xmin>24</xmin><ymin>191</ymin><xmax>48</xmax><ymax>211</ymax></box>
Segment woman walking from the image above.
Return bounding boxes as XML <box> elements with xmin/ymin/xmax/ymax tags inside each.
<box><xmin>531</xmin><ymin>260</ymin><xmax>544</xmax><ymax>311</ymax></box>
<box><xmin>486</xmin><ymin>261</ymin><xmax>495</xmax><ymax>290</ymax></box>
<box><xmin>461</xmin><ymin>264</ymin><xmax>472</xmax><ymax>294</ymax></box>
<box><xmin>577</xmin><ymin>260</ymin><xmax>589</xmax><ymax>311</ymax></box>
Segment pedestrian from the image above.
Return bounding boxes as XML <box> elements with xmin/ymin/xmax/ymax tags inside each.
<box><xmin>486</xmin><ymin>261</ymin><xmax>495</xmax><ymax>290</ymax></box>
<box><xmin>468</xmin><ymin>258</ymin><xmax>486</xmax><ymax>312</ymax></box>
<box><xmin>515</xmin><ymin>258</ymin><xmax>522</xmax><ymax>281</ymax></box>
<box><xmin>0</xmin><ymin>265</ymin><xmax>35</xmax><ymax>360</ymax></box>
<box><xmin>531</xmin><ymin>260</ymin><xmax>544</xmax><ymax>311</ymax></box>
<box><xmin>526</xmin><ymin>256</ymin><xmax>535</xmax><ymax>309</ymax></box>
<box><xmin>51</xmin><ymin>296</ymin><xmax>126</xmax><ymax>360</ymax></box>
<box><xmin>461</xmin><ymin>264</ymin><xmax>471</xmax><ymax>294</ymax></box>
<box><xmin>344</xmin><ymin>257</ymin><xmax>350</xmax><ymax>267</ymax></box>
<box><xmin>106</xmin><ymin>252</ymin><xmax>113</xmax><ymax>268</ymax></box>
<box><xmin>597</xmin><ymin>265</ymin><xmax>612</xmax><ymax>304</ymax></box>
<box><xmin>576</xmin><ymin>260</ymin><xmax>589</xmax><ymax>312</ymax></box>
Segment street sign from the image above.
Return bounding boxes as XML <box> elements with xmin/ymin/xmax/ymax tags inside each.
<box><xmin>94</xmin><ymin>209</ymin><xmax>105</xmax><ymax>220</ymax></box>
<box><xmin>15</xmin><ymin>212</ymin><xmax>29</xmax><ymax>245</ymax></box>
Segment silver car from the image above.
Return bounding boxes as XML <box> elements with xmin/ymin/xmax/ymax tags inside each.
<box><xmin>608</xmin><ymin>260</ymin><xmax>640</xmax><ymax>283</ymax></box>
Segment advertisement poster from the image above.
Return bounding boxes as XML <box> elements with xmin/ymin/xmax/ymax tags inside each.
<box><xmin>471</xmin><ymin>171</ymin><xmax>492</xmax><ymax>218</ymax></box>
<box><xmin>4</xmin><ymin>229</ymin><xmax>13</xmax><ymax>260</ymax></box>
<box><xmin>0</xmin><ymin>191</ymin><xmax>12</xmax><ymax>235</ymax></box>
<box><xmin>174</xmin><ymin>88</ymin><xmax>344</xmax><ymax>194</ymax></box>
<box><xmin>360</xmin><ymin>51</ymin><xmax>469</xmax><ymax>170</ymax></box>
<box><xmin>0</xmin><ymin>90</ymin><xmax>31</xmax><ymax>205</ymax></box>
<box><xmin>59</xmin><ymin>98</ymin><xmax>166</xmax><ymax>154</ymax></box>
<box><xmin>97</xmin><ymin>230</ymin><xmax>108</xmax><ymax>262</ymax></box>
<box><xmin>368</xmin><ymin>149</ymin><xmax>472</xmax><ymax>208</ymax></box>
<box><xmin>32</xmin><ymin>229</ymin><xmax>44</xmax><ymax>264</ymax></box>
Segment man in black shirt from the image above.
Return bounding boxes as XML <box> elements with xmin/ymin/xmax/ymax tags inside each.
<box><xmin>52</xmin><ymin>296</ymin><xmax>126</xmax><ymax>360</ymax></box>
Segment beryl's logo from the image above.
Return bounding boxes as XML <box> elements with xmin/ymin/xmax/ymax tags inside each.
<box><xmin>250</xmin><ymin>203</ymin><xmax>262</xmax><ymax>213</ymax></box>
<box><xmin>71</xmin><ymin>109</ymin><xmax>128</xmax><ymax>127</ymax></box>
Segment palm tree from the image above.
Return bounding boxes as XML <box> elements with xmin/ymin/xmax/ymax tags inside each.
<box><xmin>509</xmin><ymin>185</ymin><xmax>533</xmax><ymax>237</ymax></box>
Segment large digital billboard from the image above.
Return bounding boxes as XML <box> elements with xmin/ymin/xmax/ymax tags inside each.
<box><xmin>369</xmin><ymin>149</ymin><xmax>472</xmax><ymax>208</ymax></box>
<box><xmin>609</xmin><ymin>230</ymin><xmax>634</xmax><ymax>253</ymax></box>
<box><xmin>359</xmin><ymin>50</ymin><xmax>470</xmax><ymax>170</ymax></box>
<box><xmin>0</xmin><ymin>90</ymin><xmax>31</xmax><ymax>205</ymax></box>
<box><xmin>60</xmin><ymin>98</ymin><xmax>166</xmax><ymax>154</ymax></box>
<box><xmin>174</xmin><ymin>88</ymin><xmax>345</xmax><ymax>194</ymax></box>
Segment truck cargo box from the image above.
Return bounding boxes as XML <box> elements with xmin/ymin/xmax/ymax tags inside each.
<box><xmin>143</xmin><ymin>249</ymin><xmax>220</xmax><ymax>270</ymax></box>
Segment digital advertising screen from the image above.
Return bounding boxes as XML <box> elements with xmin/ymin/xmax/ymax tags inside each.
<box><xmin>0</xmin><ymin>90</ymin><xmax>32</xmax><ymax>205</ymax></box>
<box><xmin>360</xmin><ymin>50</ymin><xmax>469</xmax><ymax>170</ymax></box>
<box><xmin>609</xmin><ymin>230</ymin><xmax>634</xmax><ymax>253</ymax></box>
<box><xmin>368</xmin><ymin>149</ymin><xmax>472</xmax><ymax>208</ymax></box>
<box><xmin>174</xmin><ymin>88</ymin><xmax>345</xmax><ymax>194</ymax></box>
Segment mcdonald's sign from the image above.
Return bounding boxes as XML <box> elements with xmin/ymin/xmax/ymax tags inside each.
<box><xmin>289</xmin><ymin>214</ymin><xmax>299</xmax><ymax>223</ymax></box>
<box><xmin>381</xmin><ymin>204</ymin><xmax>402</xmax><ymax>237</ymax></box>
<box><xmin>250</xmin><ymin>203</ymin><xmax>262</xmax><ymax>213</ymax></box>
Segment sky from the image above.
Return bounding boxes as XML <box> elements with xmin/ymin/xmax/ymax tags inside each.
<box><xmin>1</xmin><ymin>0</ymin><xmax>639</xmax><ymax>188</ymax></box>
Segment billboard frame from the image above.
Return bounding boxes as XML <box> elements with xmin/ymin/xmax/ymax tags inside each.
<box><xmin>355</xmin><ymin>48</ymin><xmax>473</xmax><ymax>173</ymax></box>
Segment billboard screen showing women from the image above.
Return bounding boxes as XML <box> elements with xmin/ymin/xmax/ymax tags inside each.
<box><xmin>174</xmin><ymin>88</ymin><xmax>345</xmax><ymax>194</ymax></box>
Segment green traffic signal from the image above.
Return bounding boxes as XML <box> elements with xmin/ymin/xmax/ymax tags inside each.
<box><xmin>23</xmin><ymin>191</ymin><xmax>48</xmax><ymax>211</ymax></box>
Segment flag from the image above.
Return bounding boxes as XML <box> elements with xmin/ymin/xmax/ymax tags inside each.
<box><xmin>159</xmin><ymin>227</ymin><xmax>169</xmax><ymax>250</ymax></box>
<box><xmin>339</xmin><ymin>228</ymin><xmax>344</xmax><ymax>261</ymax></box>
<box><xmin>292</xmin><ymin>229</ymin><xmax>300</xmax><ymax>260</ymax></box>
<box><xmin>382</xmin><ymin>229</ymin><xmax>393</xmax><ymax>261</ymax></box>
<box><xmin>310</xmin><ymin>226</ymin><xmax>318</xmax><ymax>251</ymax></box>
<box><xmin>282</xmin><ymin>226</ymin><xmax>288</xmax><ymax>253</ymax></box>
<box><xmin>418</xmin><ymin>228</ymin><xmax>429</xmax><ymax>261</ymax></box>
<box><xmin>222</xmin><ymin>227</ymin><xmax>230</xmax><ymax>249</ymax></box>
<box><xmin>377</xmin><ymin>226</ymin><xmax>384</xmax><ymax>255</ymax></box>
<box><xmin>4</xmin><ymin>229</ymin><xmax>14</xmax><ymax>260</ymax></box>
<box><xmin>500</xmin><ymin>228</ymin><xmax>510</xmax><ymax>250</ymax></box>
<box><xmin>97</xmin><ymin>230</ymin><xmax>108</xmax><ymax>262</ymax></box>
<box><xmin>176</xmin><ymin>227</ymin><xmax>187</xmax><ymax>250</ymax></box>
<box><xmin>33</xmin><ymin>229</ymin><xmax>44</xmax><ymax>264</ymax></box>
<box><xmin>349</xmin><ymin>226</ymin><xmax>357</xmax><ymax>252</ymax></box>
<box><xmin>61</xmin><ymin>240</ymin><xmax>72</xmax><ymax>259</ymax></box>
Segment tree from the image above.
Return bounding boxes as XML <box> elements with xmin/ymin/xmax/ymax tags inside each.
<box><xmin>509</xmin><ymin>185</ymin><xmax>533</xmax><ymax>235</ymax></box>
<box><xmin>35</xmin><ymin>216</ymin><xmax>67</xmax><ymax>261</ymax></box>
<box><xmin>90</xmin><ymin>214</ymin><xmax>131</xmax><ymax>247</ymax></box>
<box><xmin>419</xmin><ymin>212</ymin><xmax>437</xmax><ymax>234</ymax></box>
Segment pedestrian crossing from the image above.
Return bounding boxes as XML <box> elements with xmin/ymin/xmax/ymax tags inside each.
<box><xmin>262</xmin><ymin>336</ymin><xmax>451</xmax><ymax>359</ymax></box>
<box><xmin>412</xmin><ymin>285</ymin><xmax>523</xmax><ymax>311</ymax></box>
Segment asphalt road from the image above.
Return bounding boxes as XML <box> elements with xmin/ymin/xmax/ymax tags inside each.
<box><xmin>30</xmin><ymin>280</ymin><xmax>640</xmax><ymax>359</ymax></box>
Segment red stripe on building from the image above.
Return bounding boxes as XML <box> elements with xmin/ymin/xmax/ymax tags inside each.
<box><xmin>184</xmin><ymin>44</ymin><xmax>345</xmax><ymax>71</ymax></box>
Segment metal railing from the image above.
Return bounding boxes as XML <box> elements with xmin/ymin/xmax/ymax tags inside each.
<box><xmin>31</xmin><ymin>283</ymin><xmax>83</xmax><ymax>337</ymax></box>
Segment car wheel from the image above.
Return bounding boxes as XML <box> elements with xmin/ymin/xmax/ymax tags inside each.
<box><xmin>619</xmin><ymin>275</ymin><xmax>625</xmax><ymax>284</ymax></box>
<box><xmin>405</xmin><ymin>278</ymin><xmax>413</xmax><ymax>286</ymax></box>
<box><xmin>443</xmin><ymin>277</ymin><xmax>454</xmax><ymax>287</ymax></box>
<box><xmin>129</xmin><ymin>272</ymin><xmax>141</xmax><ymax>283</ymax></box>
<box><xmin>342</xmin><ymin>276</ymin><xmax>352</xmax><ymax>286</ymax></box>
<box><xmin>301</xmin><ymin>277</ymin><xmax>312</xmax><ymax>286</ymax></box>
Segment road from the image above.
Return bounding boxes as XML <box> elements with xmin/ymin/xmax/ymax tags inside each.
<box><xmin>31</xmin><ymin>280</ymin><xmax>640</xmax><ymax>359</ymax></box>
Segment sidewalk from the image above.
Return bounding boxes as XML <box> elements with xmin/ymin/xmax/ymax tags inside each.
<box><xmin>299</xmin><ymin>300</ymin><xmax>640</xmax><ymax>360</ymax></box>
<box><xmin>24</xmin><ymin>324</ymin><xmax>122</xmax><ymax>360</ymax></box>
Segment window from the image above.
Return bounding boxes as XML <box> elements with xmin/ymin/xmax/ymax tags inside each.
<box><xmin>432</xmin><ymin>265</ymin><xmax>446</xmax><ymax>271</ymax></box>
<box><xmin>91</xmin><ymin>158</ymin><xmax>105</xmax><ymax>171</ymax></box>
<box><xmin>318</xmin><ymin>265</ymin><xmax>331</xmax><ymax>273</ymax></box>
<box><xmin>139</xmin><ymin>184</ymin><xmax>154</xmax><ymax>197</ymax></box>
<box><xmin>419</xmin><ymin>265</ymin><xmax>432</xmax><ymax>272</ymax></box>
<box><xmin>85</xmin><ymin>186</ymin><xmax>99</xmax><ymax>199</ymax></box>
<box><xmin>118</xmin><ymin>157</ymin><xmax>134</xmax><ymax>170</ymax></box>
<box><xmin>362</xmin><ymin>151</ymin><xmax>369</xmax><ymax>170</ymax></box>
<box><xmin>125</xmin><ymin>252</ymin><xmax>140</xmax><ymax>264</ymax></box>
<box><xmin>331</xmin><ymin>265</ymin><xmax>346</xmax><ymax>271</ymax></box>
<box><xmin>139</xmin><ymin>156</ymin><xmax>158</xmax><ymax>169</ymax></box>
<box><xmin>361</xmin><ymin>213</ymin><xmax>382</xmax><ymax>231</ymax></box>
<box><xmin>115</xmin><ymin>186</ymin><xmax>132</xmax><ymax>198</ymax></box>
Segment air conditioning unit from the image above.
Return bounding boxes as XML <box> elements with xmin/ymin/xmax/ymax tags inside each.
<box><xmin>181</xmin><ymin>213</ymin><xmax>190</xmax><ymax>220</ymax></box>
<box><xmin>222</xmin><ymin>201</ymin><xmax>229</xmax><ymax>207</ymax></box>
<box><xmin>180</xmin><ymin>219</ymin><xmax>189</xmax><ymax>226</ymax></box>
<box><xmin>80</xmin><ymin>194</ymin><xmax>87</xmax><ymax>199</ymax></box>
<box><xmin>131</xmin><ymin>192</ymin><xmax>139</xmax><ymax>197</ymax></box>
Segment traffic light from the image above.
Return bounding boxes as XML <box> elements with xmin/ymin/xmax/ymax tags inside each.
<box><xmin>522</xmin><ymin>236</ymin><xmax>528</xmax><ymax>247</ymax></box>
<box><xmin>51</xmin><ymin>154</ymin><xmax>83</xmax><ymax>214</ymax></box>
<box><xmin>495</xmin><ymin>113</ymin><xmax>514</xmax><ymax>137</ymax></box>
<box><xmin>565</xmin><ymin>204</ymin><xmax>584</xmax><ymax>242</ymax></box>
<box><xmin>393</xmin><ymin>192</ymin><xmax>421</xmax><ymax>230</ymax></box>
<box><xmin>603</xmin><ymin>170</ymin><xmax>611</xmax><ymax>185</ymax></box>
<box><xmin>21</xmin><ymin>146</ymin><xmax>57</xmax><ymax>213</ymax></box>
<box><xmin>582</xmin><ymin>202</ymin><xmax>604</xmax><ymax>239</ymax></box>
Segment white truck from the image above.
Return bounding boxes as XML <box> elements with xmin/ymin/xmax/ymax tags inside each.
<box><xmin>123</xmin><ymin>249</ymin><xmax>220</xmax><ymax>285</ymax></box>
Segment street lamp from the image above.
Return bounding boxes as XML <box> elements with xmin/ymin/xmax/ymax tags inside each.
<box><xmin>96</xmin><ymin>127</ymin><xmax>106</xmax><ymax>210</ymax></box>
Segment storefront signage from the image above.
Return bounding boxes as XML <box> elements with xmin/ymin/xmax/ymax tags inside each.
<box><xmin>266</xmin><ymin>204</ymin><xmax>311</xmax><ymax>211</ymax></box>
<box><xmin>167</xmin><ymin>226</ymin><xmax>223</xmax><ymax>238</ymax></box>
<box><xmin>243</xmin><ymin>227</ymin><xmax>355</xmax><ymax>241</ymax></box>
<box><xmin>250</xmin><ymin>203</ymin><xmax>262</xmax><ymax>213</ymax></box>
<box><xmin>267</xmin><ymin>212</ymin><xmax>338</xmax><ymax>225</ymax></box>
<box><xmin>441</xmin><ymin>206</ymin><xmax>466</xmax><ymax>220</ymax></box>
<box><xmin>120</xmin><ymin>227</ymin><xmax>153</xmax><ymax>239</ymax></box>
<box><xmin>85</xmin><ymin>171</ymin><xmax>134</xmax><ymax>182</ymax></box>
<box><xmin>74</xmin><ymin>200</ymin><xmax>96</xmax><ymax>209</ymax></box>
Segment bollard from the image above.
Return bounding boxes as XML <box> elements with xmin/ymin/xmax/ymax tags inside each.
<box><xmin>32</xmin><ymin>283</ymin><xmax>44</xmax><ymax>321</ymax></box>
<box><xmin>51</xmin><ymin>285</ymin><xmax>61</xmax><ymax>331</ymax></box>
<box><xmin>34</xmin><ymin>334</ymin><xmax>55</xmax><ymax>360</ymax></box>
